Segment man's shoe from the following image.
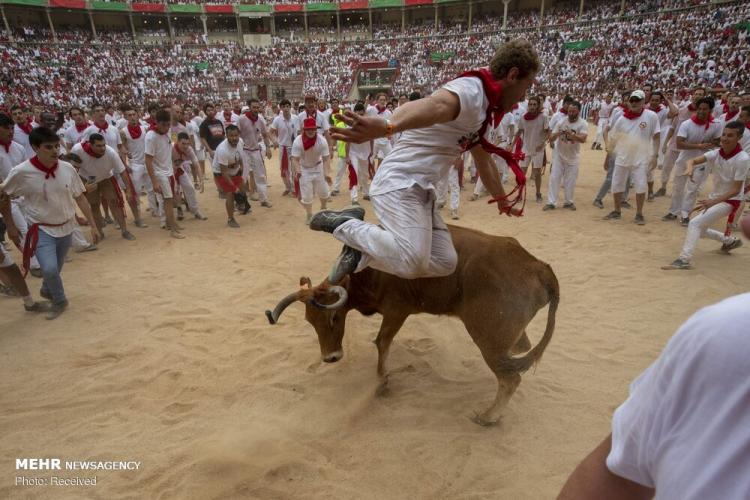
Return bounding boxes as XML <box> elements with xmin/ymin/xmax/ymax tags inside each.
<box><xmin>603</xmin><ymin>210</ymin><xmax>621</xmax><ymax>220</ymax></box>
<box><xmin>351</xmin><ymin>200</ymin><xmax>360</xmax><ymax>206</ymax></box>
<box><xmin>654</xmin><ymin>187</ymin><xmax>667</xmax><ymax>197</ymax></box>
<box><xmin>469</xmin><ymin>194</ymin><xmax>479</xmax><ymax>202</ymax></box>
<box><xmin>328</xmin><ymin>245</ymin><xmax>362</xmax><ymax>284</ymax></box>
<box><xmin>249</xmin><ymin>193</ymin><xmax>260</xmax><ymax>201</ymax></box>
<box><xmin>121</xmin><ymin>230</ymin><xmax>136</xmax><ymax>241</ymax></box>
<box><xmin>261</xmin><ymin>201</ymin><xmax>273</xmax><ymax>208</ymax></box>
<box><xmin>647</xmin><ymin>193</ymin><xmax>655</xmax><ymax>202</ymax></box>
<box><xmin>661</xmin><ymin>258</ymin><xmax>691</xmax><ymax>270</ymax></box>
<box><xmin>309</xmin><ymin>207</ymin><xmax>366</xmax><ymax>233</ymax></box>
<box><xmin>282</xmin><ymin>189</ymin><xmax>290</xmax><ymax>196</ymax></box>
<box><xmin>634</xmin><ymin>214</ymin><xmax>646</xmax><ymax>225</ymax></box>
<box><xmin>681</xmin><ymin>217</ymin><xmax>690</xmax><ymax>227</ymax></box>
<box><xmin>228</xmin><ymin>218</ymin><xmax>240</xmax><ymax>228</ymax></box>
<box><xmin>563</xmin><ymin>202</ymin><xmax>576</xmax><ymax>211</ymax></box>
<box><xmin>170</xmin><ymin>230</ymin><xmax>186</xmax><ymax>239</ymax></box>
<box><xmin>363</xmin><ymin>195</ymin><xmax>370</xmax><ymax>201</ymax></box>
<box><xmin>720</xmin><ymin>238</ymin><xmax>743</xmax><ymax>254</ymax></box>
<box><xmin>596</xmin><ymin>144</ymin><xmax>603</xmax><ymax>150</ymax></box>
<box><xmin>437</xmin><ymin>202</ymin><xmax>445</xmax><ymax>209</ymax></box>
<box><xmin>176</xmin><ymin>207</ymin><xmax>184</xmax><ymax>221</ymax></box>
<box><xmin>450</xmin><ymin>209</ymin><xmax>459</xmax><ymax>220</ymax></box>
<box><xmin>330</xmin><ymin>190</ymin><xmax>340</xmax><ymax>196</ymax></box>
<box><xmin>0</xmin><ymin>284</ymin><xmax>18</xmax><ymax>297</ymax></box>
<box><xmin>593</xmin><ymin>199</ymin><xmax>604</xmax><ymax>209</ymax></box>
<box><xmin>75</xmin><ymin>243</ymin><xmax>98</xmax><ymax>253</ymax></box>
<box><xmin>542</xmin><ymin>203</ymin><xmax>555</xmax><ymax>211</ymax></box>
<box><xmin>195</xmin><ymin>211</ymin><xmax>208</xmax><ymax>220</ymax></box>
<box><xmin>25</xmin><ymin>301</ymin><xmax>51</xmax><ymax>313</ymax></box>
<box><xmin>536</xmin><ymin>193</ymin><xmax>543</xmax><ymax>203</ymax></box>
<box><xmin>39</xmin><ymin>288</ymin><xmax>52</xmax><ymax>301</ymax></box>
<box><xmin>104</xmin><ymin>215</ymin><xmax>114</xmax><ymax>224</ymax></box>
<box><xmin>46</xmin><ymin>300</ymin><xmax>68</xmax><ymax>320</ymax></box>
<box><xmin>134</xmin><ymin>219</ymin><xmax>148</xmax><ymax>228</ymax></box>
<box><xmin>620</xmin><ymin>200</ymin><xmax>632</xmax><ymax>209</ymax></box>
<box><xmin>662</xmin><ymin>213</ymin><xmax>677</xmax><ymax>221</ymax></box>
<box><xmin>30</xmin><ymin>268</ymin><xmax>42</xmax><ymax>278</ymax></box>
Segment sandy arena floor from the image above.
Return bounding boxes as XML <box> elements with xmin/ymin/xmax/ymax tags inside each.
<box><xmin>2</xmin><ymin>126</ymin><xmax>748</xmax><ymax>499</ymax></box>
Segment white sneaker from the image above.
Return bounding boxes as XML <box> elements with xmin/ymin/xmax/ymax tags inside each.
<box><xmin>450</xmin><ymin>209</ymin><xmax>459</xmax><ymax>220</ymax></box>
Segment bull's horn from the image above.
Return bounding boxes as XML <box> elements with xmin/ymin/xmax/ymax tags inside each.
<box><xmin>265</xmin><ymin>292</ymin><xmax>300</xmax><ymax>325</ymax></box>
<box><xmin>310</xmin><ymin>286</ymin><xmax>348</xmax><ymax>310</ymax></box>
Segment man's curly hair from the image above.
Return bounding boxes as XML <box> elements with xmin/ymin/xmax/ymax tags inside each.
<box><xmin>490</xmin><ymin>39</ymin><xmax>540</xmax><ymax>81</ymax></box>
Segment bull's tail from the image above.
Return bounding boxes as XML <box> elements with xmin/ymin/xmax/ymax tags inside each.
<box><xmin>497</xmin><ymin>265</ymin><xmax>559</xmax><ymax>374</ymax></box>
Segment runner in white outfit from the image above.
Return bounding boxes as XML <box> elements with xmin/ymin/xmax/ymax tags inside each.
<box><xmin>544</xmin><ymin>101</ymin><xmax>588</xmax><ymax>211</ymax></box>
<box><xmin>120</xmin><ymin>106</ymin><xmax>156</xmax><ymax>223</ymax></box>
<box><xmin>291</xmin><ymin>118</ymin><xmax>330</xmax><ymax>224</ymax></box>
<box><xmin>514</xmin><ymin>96</ymin><xmax>549</xmax><ymax>202</ymax></box>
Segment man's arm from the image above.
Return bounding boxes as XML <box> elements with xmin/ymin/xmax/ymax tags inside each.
<box><xmin>469</xmin><ymin>145</ymin><xmax>511</xmax><ymax>213</ymax></box>
<box><xmin>74</xmin><ymin>192</ymin><xmax>100</xmax><ymax>244</ymax></box>
<box><xmin>557</xmin><ymin>434</ymin><xmax>654</xmax><ymax>500</ymax></box>
<box><xmin>676</xmin><ymin>136</ymin><xmax>711</xmax><ymax>150</ymax></box>
<box><xmin>650</xmin><ymin>132</ymin><xmax>660</xmax><ymax>170</ymax></box>
<box><xmin>145</xmin><ymin>154</ymin><xmax>161</xmax><ymax>194</ymax></box>
<box><xmin>662</xmin><ymin>127</ymin><xmax>675</xmax><ymax>153</ymax></box>
<box><xmin>665</xmin><ymin>96</ymin><xmax>679</xmax><ymax>119</ymax></box>
<box><xmin>119</xmin><ymin>130</ymin><xmax>130</xmax><ymax>166</ymax></box>
<box><xmin>0</xmin><ymin>190</ymin><xmax>19</xmax><ymax>247</ymax></box>
<box><xmin>331</xmin><ymin>89</ymin><xmax>460</xmax><ymax>143</ymax></box>
<box><xmin>322</xmin><ymin>155</ymin><xmax>331</xmax><ymax>183</ymax></box>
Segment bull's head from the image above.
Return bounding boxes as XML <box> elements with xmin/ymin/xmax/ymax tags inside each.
<box><xmin>265</xmin><ymin>277</ymin><xmax>350</xmax><ymax>363</ymax></box>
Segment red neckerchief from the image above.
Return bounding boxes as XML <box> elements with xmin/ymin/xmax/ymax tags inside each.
<box><xmin>17</xmin><ymin>122</ymin><xmax>33</xmax><ymax>135</ymax></box>
<box><xmin>146</xmin><ymin>117</ymin><xmax>156</xmax><ymax>127</ymax></box>
<box><xmin>523</xmin><ymin>112</ymin><xmax>540</xmax><ymax>121</ymax></box>
<box><xmin>306</xmin><ymin>110</ymin><xmax>317</xmax><ymax>119</ymax></box>
<box><xmin>457</xmin><ymin>68</ymin><xmax>526</xmax><ymax>216</ymax></box>
<box><xmin>223</xmin><ymin>110</ymin><xmax>233</xmax><ymax>122</ymax></box>
<box><xmin>559</xmin><ymin>108</ymin><xmax>568</xmax><ymax>115</ymax></box>
<box><xmin>82</xmin><ymin>142</ymin><xmax>104</xmax><ymax>158</ymax></box>
<box><xmin>0</xmin><ymin>139</ymin><xmax>11</xmax><ymax>153</ymax></box>
<box><xmin>75</xmin><ymin>121</ymin><xmax>89</xmax><ymax>133</ymax></box>
<box><xmin>724</xmin><ymin>110</ymin><xmax>739</xmax><ymax>121</ymax></box>
<box><xmin>245</xmin><ymin>112</ymin><xmax>258</xmax><ymax>124</ymax></box>
<box><xmin>302</xmin><ymin>133</ymin><xmax>316</xmax><ymax>151</ymax></box>
<box><xmin>94</xmin><ymin>120</ymin><xmax>108</xmax><ymax>132</ymax></box>
<box><xmin>173</xmin><ymin>143</ymin><xmax>188</xmax><ymax>162</ymax></box>
<box><xmin>719</xmin><ymin>144</ymin><xmax>742</xmax><ymax>160</ymax></box>
<box><xmin>690</xmin><ymin>114</ymin><xmax>714</xmax><ymax>130</ymax></box>
<box><xmin>30</xmin><ymin>155</ymin><xmax>58</xmax><ymax>179</ymax></box>
<box><xmin>375</xmin><ymin>105</ymin><xmax>386</xmax><ymax>114</ymax></box>
<box><xmin>687</xmin><ymin>103</ymin><xmax>697</xmax><ymax>112</ymax></box>
<box><xmin>127</xmin><ymin>124</ymin><xmax>142</xmax><ymax>139</ymax></box>
<box><xmin>649</xmin><ymin>105</ymin><xmax>663</xmax><ymax>113</ymax></box>
<box><xmin>149</xmin><ymin>123</ymin><xmax>167</xmax><ymax>135</ymax></box>
<box><xmin>622</xmin><ymin>108</ymin><xmax>644</xmax><ymax>120</ymax></box>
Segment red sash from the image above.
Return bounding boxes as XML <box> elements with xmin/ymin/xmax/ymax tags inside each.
<box><xmin>280</xmin><ymin>146</ymin><xmax>289</xmax><ymax>179</ymax></box>
<box><xmin>348</xmin><ymin>162</ymin><xmax>358</xmax><ymax>190</ymax></box>
<box><xmin>294</xmin><ymin>173</ymin><xmax>301</xmax><ymax>200</ymax></box>
<box><xmin>725</xmin><ymin>185</ymin><xmax>750</xmax><ymax>237</ymax></box>
<box><xmin>457</xmin><ymin>68</ymin><xmax>526</xmax><ymax>215</ymax></box>
<box><xmin>110</xmin><ymin>176</ymin><xmax>125</xmax><ymax>208</ymax></box>
<box><xmin>22</xmin><ymin>222</ymin><xmax>66</xmax><ymax>277</ymax></box>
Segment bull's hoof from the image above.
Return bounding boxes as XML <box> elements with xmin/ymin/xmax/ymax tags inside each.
<box><xmin>470</xmin><ymin>412</ymin><xmax>499</xmax><ymax>427</ymax></box>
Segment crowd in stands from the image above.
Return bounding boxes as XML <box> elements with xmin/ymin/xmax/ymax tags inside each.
<box><xmin>0</xmin><ymin>0</ymin><xmax>747</xmax><ymax>109</ymax></box>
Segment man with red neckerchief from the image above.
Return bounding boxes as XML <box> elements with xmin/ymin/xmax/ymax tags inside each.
<box><xmin>171</xmin><ymin>132</ymin><xmax>207</xmax><ymax>222</ymax></box>
<box><xmin>739</xmin><ymin>106</ymin><xmax>750</xmax><ymax>153</ymax></box>
<box><xmin>315</xmin><ymin>39</ymin><xmax>538</xmax><ymax>283</ymax></box>
<box><xmin>604</xmin><ymin>90</ymin><xmax>661</xmax><ymax>225</ymax></box>
<box><xmin>718</xmin><ymin>94</ymin><xmax>741</xmax><ymax>126</ymax></box>
<box><xmin>0</xmin><ymin>127</ymin><xmax>98</xmax><ymax>320</ymax></box>
<box><xmin>10</xmin><ymin>105</ymin><xmax>35</xmax><ymax>160</ymax></box>
<box><xmin>69</xmin><ymin>134</ymin><xmax>136</xmax><ymax>242</ymax></box>
<box><xmin>238</xmin><ymin>98</ymin><xmax>273</xmax><ymax>209</ymax></box>
<box><xmin>662</xmin><ymin>121</ymin><xmax>748</xmax><ymax>270</ymax></box>
<box><xmin>513</xmin><ymin>95</ymin><xmax>549</xmax><ymax>203</ymax></box>
<box><xmin>366</xmin><ymin>93</ymin><xmax>393</xmax><ymax>172</ymax></box>
<box><xmin>120</xmin><ymin>104</ymin><xmax>158</xmax><ymax>220</ymax></box>
<box><xmin>291</xmin><ymin>117</ymin><xmax>331</xmax><ymax>225</ymax></box>
<box><xmin>63</xmin><ymin>106</ymin><xmax>90</xmax><ymax>153</ymax></box>
<box><xmin>146</xmin><ymin>109</ymin><xmax>184</xmax><ymax>240</ymax></box>
<box><xmin>646</xmin><ymin>91</ymin><xmax>678</xmax><ymax>201</ymax></box>
<box><xmin>81</xmin><ymin>103</ymin><xmax>122</xmax><ymax>151</ymax></box>
<box><xmin>662</xmin><ymin>96</ymin><xmax>721</xmax><ymax>225</ymax></box>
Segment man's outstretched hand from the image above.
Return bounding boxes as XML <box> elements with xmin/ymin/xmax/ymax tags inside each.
<box><xmin>331</xmin><ymin>110</ymin><xmax>387</xmax><ymax>144</ymax></box>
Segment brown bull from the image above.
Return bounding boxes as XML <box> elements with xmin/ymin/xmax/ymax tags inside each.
<box><xmin>266</xmin><ymin>225</ymin><xmax>559</xmax><ymax>426</ymax></box>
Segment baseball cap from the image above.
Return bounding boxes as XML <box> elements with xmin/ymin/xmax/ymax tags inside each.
<box><xmin>303</xmin><ymin>117</ymin><xmax>317</xmax><ymax>130</ymax></box>
<box><xmin>629</xmin><ymin>90</ymin><xmax>646</xmax><ymax>101</ymax></box>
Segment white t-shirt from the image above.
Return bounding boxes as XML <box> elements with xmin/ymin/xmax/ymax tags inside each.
<box><xmin>71</xmin><ymin>143</ymin><xmax>125</xmax><ymax>183</ymax></box>
<box><xmin>370</xmin><ymin>76</ymin><xmax>488</xmax><ymax>196</ymax></box>
<box><xmin>518</xmin><ymin>113</ymin><xmax>549</xmax><ymax>154</ymax></box>
<box><xmin>607</xmin><ymin>293</ymin><xmax>750</xmax><ymax>500</ymax></box>
<box><xmin>676</xmin><ymin>119</ymin><xmax>722</xmax><ymax>166</ymax></box>
<box><xmin>703</xmin><ymin>148</ymin><xmax>750</xmax><ymax>200</ymax></box>
<box><xmin>0</xmin><ymin>159</ymin><xmax>84</xmax><ymax>237</ymax></box>
<box><xmin>0</xmin><ymin>141</ymin><xmax>26</xmax><ymax>182</ymax></box>
<box><xmin>291</xmin><ymin>134</ymin><xmax>329</xmax><ymax>172</ymax></box>
<box><xmin>607</xmin><ymin>105</ymin><xmax>626</xmax><ymax>130</ymax></box>
<box><xmin>144</xmin><ymin>130</ymin><xmax>173</xmax><ymax>176</ymax></box>
<box><xmin>599</xmin><ymin>101</ymin><xmax>616</xmax><ymax>120</ymax></box>
<box><xmin>548</xmin><ymin>110</ymin><xmax>568</xmax><ymax>133</ymax></box>
<box><xmin>349</xmin><ymin>139</ymin><xmax>372</xmax><ymax>161</ymax></box>
<box><xmin>611</xmin><ymin>109</ymin><xmax>661</xmax><ymax>166</ymax></box>
<box><xmin>212</xmin><ymin>138</ymin><xmax>244</xmax><ymax>176</ymax></box>
<box><xmin>63</xmin><ymin>123</ymin><xmax>90</xmax><ymax>149</ymax></box>
<box><xmin>270</xmin><ymin>114</ymin><xmax>300</xmax><ymax>148</ymax></box>
<box><xmin>187</xmin><ymin>119</ymin><xmax>202</xmax><ymax>152</ymax></box>
<box><xmin>487</xmin><ymin>112</ymin><xmax>515</xmax><ymax>148</ymax></box>
<box><xmin>552</xmin><ymin>117</ymin><xmax>588</xmax><ymax>165</ymax></box>
<box><xmin>122</xmin><ymin>125</ymin><xmax>147</xmax><ymax>166</ymax></box>
<box><xmin>367</xmin><ymin>106</ymin><xmax>393</xmax><ymax>146</ymax></box>
<box><xmin>297</xmin><ymin>110</ymin><xmax>330</xmax><ymax>134</ymax></box>
<box><xmin>82</xmin><ymin>123</ymin><xmax>122</xmax><ymax>150</ymax></box>
<box><xmin>13</xmin><ymin>123</ymin><xmax>34</xmax><ymax>159</ymax></box>
<box><xmin>740</xmin><ymin>132</ymin><xmax>750</xmax><ymax>154</ymax></box>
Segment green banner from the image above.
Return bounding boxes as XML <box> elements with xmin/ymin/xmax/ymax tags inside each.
<box><xmin>3</xmin><ymin>0</ymin><xmax>46</xmax><ymax>6</ymax></box>
<box><xmin>90</xmin><ymin>1</ymin><xmax>129</xmax><ymax>11</ymax></box>
<box><xmin>168</xmin><ymin>4</ymin><xmax>202</xmax><ymax>13</ymax></box>
<box><xmin>369</xmin><ymin>0</ymin><xmax>403</xmax><ymax>8</ymax></box>
<box><xmin>430</xmin><ymin>51</ymin><xmax>454</xmax><ymax>62</ymax></box>
<box><xmin>564</xmin><ymin>40</ymin><xmax>595</xmax><ymax>51</ymax></box>
<box><xmin>306</xmin><ymin>2</ymin><xmax>337</xmax><ymax>12</ymax></box>
<box><xmin>736</xmin><ymin>22</ymin><xmax>750</xmax><ymax>32</ymax></box>
<box><xmin>194</xmin><ymin>62</ymin><xmax>209</xmax><ymax>71</ymax></box>
<box><xmin>238</xmin><ymin>4</ymin><xmax>271</xmax><ymax>12</ymax></box>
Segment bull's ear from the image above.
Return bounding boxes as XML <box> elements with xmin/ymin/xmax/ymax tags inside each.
<box><xmin>299</xmin><ymin>277</ymin><xmax>312</xmax><ymax>289</ymax></box>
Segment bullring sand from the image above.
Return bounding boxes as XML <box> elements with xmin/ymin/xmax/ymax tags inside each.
<box><xmin>1</xmin><ymin>126</ymin><xmax>747</xmax><ymax>499</ymax></box>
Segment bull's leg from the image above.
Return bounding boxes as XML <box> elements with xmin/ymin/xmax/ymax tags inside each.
<box><xmin>473</xmin><ymin>372</ymin><xmax>521</xmax><ymax>427</ymax></box>
<box><xmin>510</xmin><ymin>331</ymin><xmax>531</xmax><ymax>355</ymax></box>
<box><xmin>373</xmin><ymin>314</ymin><xmax>408</xmax><ymax>396</ymax></box>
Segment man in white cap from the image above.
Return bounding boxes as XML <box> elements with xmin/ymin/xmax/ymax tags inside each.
<box><xmin>604</xmin><ymin>90</ymin><xmax>660</xmax><ymax>225</ymax></box>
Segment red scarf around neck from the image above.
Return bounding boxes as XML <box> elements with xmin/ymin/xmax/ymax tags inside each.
<box><xmin>649</xmin><ymin>105</ymin><xmax>663</xmax><ymax>113</ymax></box>
<box><xmin>0</xmin><ymin>139</ymin><xmax>11</xmax><ymax>153</ymax></box>
<box><xmin>75</xmin><ymin>121</ymin><xmax>89</xmax><ymax>133</ymax></box>
<box><xmin>724</xmin><ymin>110</ymin><xmax>739</xmax><ymax>121</ymax></box>
<box><xmin>149</xmin><ymin>123</ymin><xmax>166</xmax><ymax>135</ymax></box>
<box><xmin>245</xmin><ymin>112</ymin><xmax>258</xmax><ymax>124</ymax></box>
<box><xmin>94</xmin><ymin>120</ymin><xmax>109</xmax><ymax>132</ymax></box>
<box><xmin>306</xmin><ymin>109</ymin><xmax>317</xmax><ymax>119</ymax></box>
<box><xmin>622</xmin><ymin>108</ymin><xmax>644</xmax><ymax>120</ymax></box>
<box><xmin>559</xmin><ymin>108</ymin><xmax>568</xmax><ymax>115</ymax></box>
<box><xmin>30</xmin><ymin>155</ymin><xmax>58</xmax><ymax>179</ymax></box>
<box><xmin>17</xmin><ymin>122</ymin><xmax>33</xmax><ymax>135</ymax></box>
<box><xmin>719</xmin><ymin>144</ymin><xmax>742</xmax><ymax>160</ymax></box>
<box><xmin>223</xmin><ymin>110</ymin><xmax>233</xmax><ymax>122</ymax></box>
<box><xmin>127</xmin><ymin>123</ymin><xmax>142</xmax><ymax>139</ymax></box>
<box><xmin>690</xmin><ymin>114</ymin><xmax>714</xmax><ymax>130</ymax></box>
<box><xmin>687</xmin><ymin>103</ymin><xmax>697</xmax><ymax>112</ymax></box>
<box><xmin>82</xmin><ymin>142</ymin><xmax>104</xmax><ymax>158</ymax></box>
<box><xmin>375</xmin><ymin>105</ymin><xmax>386</xmax><ymax>114</ymax></box>
<box><xmin>523</xmin><ymin>111</ymin><xmax>540</xmax><ymax>121</ymax></box>
<box><xmin>302</xmin><ymin>133</ymin><xmax>317</xmax><ymax>151</ymax></box>
<box><xmin>457</xmin><ymin>67</ymin><xmax>526</xmax><ymax>216</ymax></box>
